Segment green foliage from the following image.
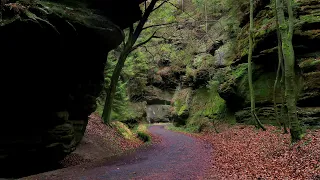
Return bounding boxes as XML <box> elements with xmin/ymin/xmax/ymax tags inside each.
<box><xmin>192</xmin><ymin>0</ymin><xmax>229</xmax><ymax>16</ymax></box>
<box><xmin>232</xmin><ymin>63</ymin><xmax>248</xmax><ymax>80</ymax></box>
<box><xmin>135</xmin><ymin>124</ymin><xmax>151</xmax><ymax>142</ymax></box>
<box><xmin>167</xmin><ymin>122</ymin><xmax>204</xmax><ymax>133</ymax></box>
<box><xmin>112</xmin><ymin>121</ymin><xmax>135</xmax><ymax>140</ymax></box>
<box><xmin>172</xmin><ymin>88</ymin><xmax>192</xmax><ymax>116</ymax></box>
<box><xmin>137</xmin><ymin>132</ymin><xmax>151</xmax><ymax>142</ymax></box>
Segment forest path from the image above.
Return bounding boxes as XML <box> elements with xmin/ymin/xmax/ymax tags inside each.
<box><xmin>24</xmin><ymin>125</ymin><xmax>212</xmax><ymax>180</ymax></box>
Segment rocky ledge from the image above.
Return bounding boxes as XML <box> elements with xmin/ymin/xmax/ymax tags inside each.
<box><xmin>0</xmin><ymin>0</ymin><xmax>144</xmax><ymax>177</ymax></box>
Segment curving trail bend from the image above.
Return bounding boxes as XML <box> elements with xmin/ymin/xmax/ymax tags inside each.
<box><xmin>24</xmin><ymin>125</ymin><xmax>212</xmax><ymax>180</ymax></box>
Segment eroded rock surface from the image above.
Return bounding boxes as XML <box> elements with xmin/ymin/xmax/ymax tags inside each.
<box><xmin>218</xmin><ymin>0</ymin><xmax>320</xmax><ymax>127</ymax></box>
<box><xmin>0</xmin><ymin>0</ymin><xmax>144</xmax><ymax>177</ymax></box>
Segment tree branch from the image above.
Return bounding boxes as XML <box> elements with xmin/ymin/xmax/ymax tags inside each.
<box><xmin>130</xmin><ymin>30</ymin><xmax>158</xmax><ymax>52</ymax></box>
<box><xmin>144</xmin><ymin>1</ymin><xmax>147</xmax><ymax>11</ymax></box>
<box><xmin>124</xmin><ymin>24</ymin><xmax>134</xmax><ymax>46</ymax></box>
<box><xmin>142</xmin><ymin>21</ymin><xmax>177</xmax><ymax>30</ymax></box>
<box><xmin>142</xmin><ymin>46</ymin><xmax>155</xmax><ymax>62</ymax></box>
<box><xmin>152</xmin><ymin>0</ymin><xmax>168</xmax><ymax>12</ymax></box>
<box><xmin>133</xmin><ymin>0</ymin><xmax>159</xmax><ymax>40</ymax></box>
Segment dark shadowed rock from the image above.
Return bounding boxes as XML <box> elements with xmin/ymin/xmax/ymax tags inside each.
<box><xmin>0</xmin><ymin>0</ymin><xmax>144</xmax><ymax>177</ymax></box>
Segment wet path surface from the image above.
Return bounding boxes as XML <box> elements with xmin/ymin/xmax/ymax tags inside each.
<box><xmin>24</xmin><ymin>125</ymin><xmax>212</xmax><ymax>180</ymax></box>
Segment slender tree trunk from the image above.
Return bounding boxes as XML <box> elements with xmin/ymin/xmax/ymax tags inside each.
<box><xmin>276</xmin><ymin>0</ymin><xmax>303</xmax><ymax>142</ymax></box>
<box><xmin>181</xmin><ymin>0</ymin><xmax>184</xmax><ymax>11</ymax></box>
<box><xmin>102</xmin><ymin>0</ymin><xmax>159</xmax><ymax>124</ymax></box>
<box><xmin>273</xmin><ymin>0</ymin><xmax>283</xmax><ymax>127</ymax></box>
<box><xmin>280</xmin><ymin>58</ymin><xmax>288</xmax><ymax>133</ymax></box>
<box><xmin>248</xmin><ymin>0</ymin><xmax>266</xmax><ymax>131</ymax></box>
<box><xmin>102</xmin><ymin>44</ymin><xmax>132</xmax><ymax>124</ymax></box>
<box><xmin>286</xmin><ymin>0</ymin><xmax>303</xmax><ymax>141</ymax></box>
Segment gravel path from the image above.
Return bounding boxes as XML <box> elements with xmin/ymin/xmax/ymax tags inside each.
<box><xmin>23</xmin><ymin>125</ymin><xmax>212</xmax><ymax>180</ymax></box>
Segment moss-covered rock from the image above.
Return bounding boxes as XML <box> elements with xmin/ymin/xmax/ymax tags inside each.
<box><xmin>218</xmin><ymin>0</ymin><xmax>320</xmax><ymax>128</ymax></box>
<box><xmin>299</xmin><ymin>71</ymin><xmax>320</xmax><ymax>106</ymax></box>
<box><xmin>171</xmin><ymin>88</ymin><xmax>193</xmax><ymax>126</ymax></box>
<box><xmin>235</xmin><ymin>106</ymin><xmax>320</xmax><ymax>128</ymax></box>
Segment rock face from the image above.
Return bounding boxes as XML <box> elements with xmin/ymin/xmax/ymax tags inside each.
<box><xmin>146</xmin><ymin>105</ymin><xmax>171</xmax><ymax>123</ymax></box>
<box><xmin>0</xmin><ymin>0</ymin><xmax>144</xmax><ymax>177</ymax></box>
<box><xmin>218</xmin><ymin>0</ymin><xmax>320</xmax><ymax>127</ymax></box>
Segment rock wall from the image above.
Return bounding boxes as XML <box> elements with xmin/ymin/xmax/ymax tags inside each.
<box><xmin>158</xmin><ymin>0</ymin><xmax>320</xmax><ymax>130</ymax></box>
<box><xmin>218</xmin><ymin>0</ymin><xmax>320</xmax><ymax>127</ymax></box>
<box><xmin>0</xmin><ymin>0</ymin><xmax>143</xmax><ymax>177</ymax></box>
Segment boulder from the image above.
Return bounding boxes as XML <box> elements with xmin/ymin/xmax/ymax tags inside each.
<box><xmin>146</xmin><ymin>105</ymin><xmax>171</xmax><ymax>123</ymax></box>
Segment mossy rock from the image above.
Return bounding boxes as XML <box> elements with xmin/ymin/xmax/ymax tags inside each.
<box><xmin>234</xmin><ymin>0</ymin><xmax>320</xmax><ymax>65</ymax></box>
<box><xmin>235</xmin><ymin>106</ymin><xmax>320</xmax><ymax>128</ymax></box>
<box><xmin>171</xmin><ymin>88</ymin><xmax>193</xmax><ymax>126</ymax></box>
<box><xmin>298</xmin><ymin>71</ymin><xmax>320</xmax><ymax>106</ymax></box>
<box><xmin>298</xmin><ymin>58</ymin><xmax>320</xmax><ymax>73</ymax></box>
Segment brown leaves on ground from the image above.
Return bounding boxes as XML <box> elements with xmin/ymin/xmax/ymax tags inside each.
<box><xmin>60</xmin><ymin>113</ymin><xmax>143</xmax><ymax>167</ymax></box>
<box><xmin>202</xmin><ymin>125</ymin><xmax>320</xmax><ymax>180</ymax></box>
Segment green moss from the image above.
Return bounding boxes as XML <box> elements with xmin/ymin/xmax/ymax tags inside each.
<box><xmin>137</xmin><ymin>132</ymin><xmax>151</xmax><ymax>142</ymax></box>
<box><xmin>232</xmin><ymin>63</ymin><xmax>248</xmax><ymax>80</ymax></box>
<box><xmin>254</xmin><ymin>17</ymin><xmax>276</xmax><ymax>39</ymax></box>
<box><xmin>299</xmin><ymin>14</ymin><xmax>320</xmax><ymax>24</ymax></box>
<box><xmin>166</xmin><ymin>123</ymin><xmax>198</xmax><ymax>133</ymax></box>
<box><xmin>172</xmin><ymin>88</ymin><xmax>192</xmax><ymax>116</ymax></box>
<box><xmin>193</xmin><ymin>54</ymin><xmax>215</xmax><ymax>69</ymax></box>
<box><xmin>178</xmin><ymin>104</ymin><xmax>188</xmax><ymax>116</ymax></box>
<box><xmin>135</xmin><ymin>124</ymin><xmax>151</xmax><ymax>142</ymax></box>
<box><xmin>237</xmin><ymin>72</ymin><xmax>278</xmax><ymax>104</ymax></box>
<box><xmin>112</xmin><ymin>121</ymin><xmax>135</xmax><ymax>140</ymax></box>
<box><xmin>299</xmin><ymin>58</ymin><xmax>320</xmax><ymax>72</ymax></box>
<box><xmin>189</xmin><ymin>83</ymin><xmax>226</xmax><ymax>120</ymax></box>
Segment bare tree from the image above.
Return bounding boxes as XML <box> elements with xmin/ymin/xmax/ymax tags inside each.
<box><xmin>276</xmin><ymin>0</ymin><xmax>303</xmax><ymax>142</ymax></box>
<box><xmin>248</xmin><ymin>0</ymin><xmax>266</xmax><ymax>130</ymax></box>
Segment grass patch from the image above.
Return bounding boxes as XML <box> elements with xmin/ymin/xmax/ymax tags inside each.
<box><xmin>166</xmin><ymin>123</ymin><xmax>199</xmax><ymax>133</ymax></box>
<box><xmin>111</xmin><ymin>121</ymin><xmax>135</xmax><ymax>140</ymax></box>
<box><xmin>137</xmin><ymin>132</ymin><xmax>151</xmax><ymax>142</ymax></box>
<box><xmin>134</xmin><ymin>124</ymin><xmax>152</xmax><ymax>143</ymax></box>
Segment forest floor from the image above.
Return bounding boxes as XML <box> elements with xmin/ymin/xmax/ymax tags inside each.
<box><xmin>197</xmin><ymin>124</ymin><xmax>320</xmax><ymax>180</ymax></box>
<box><xmin>23</xmin><ymin>123</ymin><xmax>319</xmax><ymax>180</ymax></box>
<box><xmin>60</xmin><ymin>113</ymin><xmax>144</xmax><ymax>167</ymax></box>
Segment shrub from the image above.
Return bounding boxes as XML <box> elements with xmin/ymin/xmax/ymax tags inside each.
<box><xmin>137</xmin><ymin>132</ymin><xmax>151</xmax><ymax>142</ymax></box>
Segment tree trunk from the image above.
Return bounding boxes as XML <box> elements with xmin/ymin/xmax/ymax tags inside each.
<box><xmin>102</xmin><ymin>48</ymin><xmax>131</xmax><ymax>124</ymax></box>
<box><xmin>280</xmin><ymin>57</ymin><xmax>288</xmax><ymax>133</ymax></box>
<box><xmin>248</xmin><ymin>0</ymin><xmax>266</xmax><ymax>131</ymax></box>
<box><xmin>102</xmin><ymin>0</ymin><xmax>159</xmax><ymax>124</ymax></box>
<box><xmin>273</xmin><ymin>0</ymin><xmax>283</xmax><ymax>128</ymax></box>
<box><xmin>276</xmin><ymin>0</ymin><xmax>303</xmax><ymax>142</ymax></box>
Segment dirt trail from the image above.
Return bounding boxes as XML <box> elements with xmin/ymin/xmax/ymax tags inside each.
<box><xmin>23</xmin><ymin>125</ymin><xmax>212</xmax><ymax>180</ymax></box>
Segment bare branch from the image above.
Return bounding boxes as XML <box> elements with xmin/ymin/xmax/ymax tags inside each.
<box><xmin>130</xmin><ymin>30</ymin><xmax>158</xmax><ymax>52</ymax></box>
<box><xmin>143</xmin><ymin>46</ymin><xmax>155</xmax><ymax>62</ymax></box>
<box><xmin>132</xmin><ymin>0</ymin><xmax>158</xmax><ymax>40</ymax></box>
<box><xmin>142</xmin><ymin>22</ymin><xmax>177</xmax><ymax>30</ymax></box>
<box><xmin>152</xmin><ymin>0</ymin><xmax>168</xmax><ymax>12</ymax></box>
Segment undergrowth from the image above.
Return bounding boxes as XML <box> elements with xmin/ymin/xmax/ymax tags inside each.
<box><xmin>134</xmin><ymin>124</ymin><xmax>152</xmax><ymax>143</ymax></box>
